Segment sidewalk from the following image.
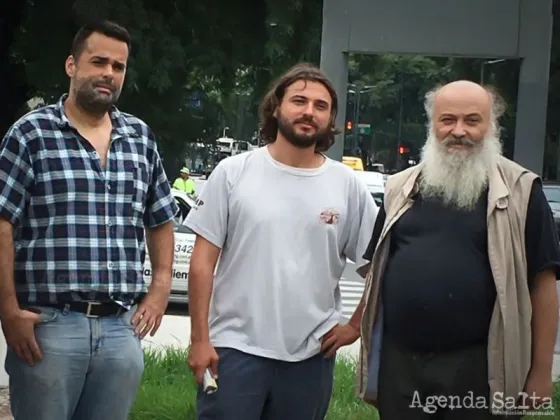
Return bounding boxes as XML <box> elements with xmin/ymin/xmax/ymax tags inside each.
<box><xmin>0</xmin><ymin>388</ymin><xmax>9</xmax><ymax>420</ymax></box>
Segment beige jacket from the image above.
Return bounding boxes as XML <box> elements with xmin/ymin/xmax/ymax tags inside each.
<box><xmin>357</xmin><ymin>156</ymin><xmax>537</xmax><ymax>412</ymax></box>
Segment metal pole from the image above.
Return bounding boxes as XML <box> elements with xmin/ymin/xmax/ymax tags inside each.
<box><xmin>235</xmin><ymin>95</ymin><xmax>245</xmax><ymax>140</ymax></box>
<box><xmin>352</xmin><ymin>90</ymin><xmax>361</xmax><ymax>154</ymax></box>
<box><xmin>395</xmin><ymin>78</ymin><xmax>404</xmax><ymax>169</ymax></box>
<box><xmin>397</xmin><ymin>81</ymin><xmax>404</xmax><ymax>142</ymax></box>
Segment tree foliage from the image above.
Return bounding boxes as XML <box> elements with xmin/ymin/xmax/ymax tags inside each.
<box><xmin>2</xmin><ymin>0</ymin><xmax>559</xmax><ymax>175</ymax></box>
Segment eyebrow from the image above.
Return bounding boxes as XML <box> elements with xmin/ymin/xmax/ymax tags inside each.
<box><xmin>90</xmin><ymin>55</ymin><xmax>126</xmax><ymax>68</ymax></box>
<box><xmin>439</xmin><ymin>112</ymin><xmax>482</xmax><ymax>119</ymax></box>
<box><xmin>290</xmin><ymin>94</ymin><xmax>330</xmax><ymax>107</ymax></box>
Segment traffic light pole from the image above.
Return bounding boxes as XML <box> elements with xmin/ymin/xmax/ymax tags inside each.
<box><xmin>348</xmin><ymin>81</ymin><xmax>374</xmax><ymax>156</ymax></box>
<box><xmin>352</xmin><ymin>89</ymin><xmax>361</xmax><ymax>154</ymax></box>
<box><xmin>395</xmin><ymin>76</ymin><xmax>405</xmax><ymax>170</ymax></box>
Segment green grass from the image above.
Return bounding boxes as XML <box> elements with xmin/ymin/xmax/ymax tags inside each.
<box><xmin>129</xmin><ymin>348</ymin><xmax>560</xmax><ymax>420</ymax></box>
<box><xmin>130</xmin><ymin>348</ymin><xmax>198</xmax><ymax>419</ymax></box>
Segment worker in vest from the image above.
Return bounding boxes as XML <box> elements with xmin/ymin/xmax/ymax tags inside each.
<box><xmin>172</xmin><ymin>167</ymin><xmax>195</xmax><ymax>194</ymax></box>
<box><xmin>350</xmin><ymin>80</ymin><xmax>560</xmax><ymax>419</ymax></box>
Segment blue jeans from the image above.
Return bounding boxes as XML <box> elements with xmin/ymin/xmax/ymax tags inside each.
<box><xmin>197</xmin><ymin>347</ymin><xmax>335</xmax><ymax>420</ymax></box>
<box><xmin>5</xmin><ymin>304</ymin><xmax>144</xmax><ymax>420</ymax></box>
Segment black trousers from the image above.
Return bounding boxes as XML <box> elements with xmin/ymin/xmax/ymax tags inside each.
<box><xmin>377</xmin><ymin>336</ymin><xmax>521</xmax><ymax>420</ymax></box>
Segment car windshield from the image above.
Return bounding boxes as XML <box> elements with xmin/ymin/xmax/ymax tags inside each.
<box><xmin>543</xmin><ymin>186</ymin><xmax>560</xmax><ymax>203</ymax></box>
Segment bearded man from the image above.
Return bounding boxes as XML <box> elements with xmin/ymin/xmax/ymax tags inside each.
<box><xmin>351</xmin><ymin>80</ymin><xmax>560</xmax><ymax>419</ymax></box>
<box><xmin>0</xmin><ymin>21</ymin><xmax>177</xmax><ymax>420</ymax></box>
<box><xmin>185</xmin><ymin>62</ymin><xmax>377</xmax><ymax>420</ymax></box>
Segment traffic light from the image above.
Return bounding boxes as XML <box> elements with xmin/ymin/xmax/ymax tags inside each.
<box><xmin>346</xmin><ymin>121</ymin><xmax>352</xmax><ymax>131</ymax></box>
<box><xmin>398</xmin><ymin>145</ymin><xmax>405</xmax><ymax>155</ymax></box>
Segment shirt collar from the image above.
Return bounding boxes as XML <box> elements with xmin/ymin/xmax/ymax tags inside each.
<box><xmin>54</xmin><ymin>94</ymin><xmax>139</xmax><ymax>139</ymax></box>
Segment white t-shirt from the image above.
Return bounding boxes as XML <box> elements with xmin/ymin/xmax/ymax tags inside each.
<box><xmin>185</xmin><ymin>146</ymin><xmax>378</xmax><ymax>361</ymax></box>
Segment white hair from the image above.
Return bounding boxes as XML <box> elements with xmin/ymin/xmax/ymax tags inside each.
<box><xmin>419</xmin><ymin>129</ymin><xmax>502</xmax><ymax>210</ymax></box>
<box><xmin>423</xmin><ymin>83</ymin><xmax>507</xmax><ymax>139</ymax></box>
<box><xmin>419</xmin><ymin>82</ymin><xmax>506</xmax><ymax>211</ymax></box>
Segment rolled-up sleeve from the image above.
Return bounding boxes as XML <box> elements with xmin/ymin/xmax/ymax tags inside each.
<box><xmin>0</xmin><ymin>126</ymin><xmax>35</xmax><ymax>225</ymax></box>
<box><xmin>143</xmin><ymin>146</ymin><xmax>178</xmax><ymax>228</ymax></box>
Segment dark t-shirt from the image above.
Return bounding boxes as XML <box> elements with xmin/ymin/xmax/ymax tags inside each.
<box><xmin>363</xmin><ymin>179</ymin><xmax>560</xmax><ymax>352</ymax></box>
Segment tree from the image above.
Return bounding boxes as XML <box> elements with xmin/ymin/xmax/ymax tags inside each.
<box><xmin>346</xmin><ymin>54</ymin><xmax>454</xmax><ymax>168</ymax></box>
<box><xmin>244</xmin><ymin>0</ymin><xmax>323</xmax><ymax>124</ymax></box>
<box><xmin>0</xmin><ymin>0</ymin><xmax>34</xmax><ymax>136</ymax></box>
<box><xmin>5</xmin><ymin>0</ymin><xmax>558</xmax><ymax>177</ymax></box>
<box><xmin>7</xmin><ymin>0</ymin><xmax>271</xmax><ymax>176</ymax></box>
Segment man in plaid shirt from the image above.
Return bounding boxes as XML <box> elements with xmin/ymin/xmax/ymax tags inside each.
<box><xmin>0</xmin><ymin>21</ymin><xmax>177</xmax><ymax>420</ymax></box>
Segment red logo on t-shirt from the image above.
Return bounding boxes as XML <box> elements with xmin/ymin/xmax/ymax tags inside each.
<box><xmin>319</xmin><ymin>208</ymin><xmax>340</xmax><ymax>225</ymax></box>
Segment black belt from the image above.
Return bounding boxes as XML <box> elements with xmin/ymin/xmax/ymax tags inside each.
<box><xmin>44</xmin><ymin>301</ymin><xmax>127</xmax><ymax>318</ymax></box>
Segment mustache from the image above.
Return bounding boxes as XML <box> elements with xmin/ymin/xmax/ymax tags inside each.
<box><xmin>91</xmin><ymin>80</ymin><xmax>116</xmax><ymax>92</ymax></box>
<box><xmin>293</xmin><ymin>116</ymin><xmax>317</xmax><ymax>128</ymax></box>
<box><xmin>441</xmin><ymin>135</ymin><xmax>476</xmax><ymax>147</ymax></box>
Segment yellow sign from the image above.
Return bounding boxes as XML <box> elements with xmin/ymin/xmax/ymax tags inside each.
<box><xmin>342</xmin><ymin>156</ymin><xmax>364</xmax><ymax>171</ymax></box>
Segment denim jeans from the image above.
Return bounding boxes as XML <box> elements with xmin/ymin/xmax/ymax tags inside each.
<box><xmin>197</xmin><ymin>347</ymin><xmax>335</xmax><ymax>420</ymax></box>
<box><xmin>5</xmin><ymin>304</ymin><xmax>144</xmax><ymax>420</ymax></box>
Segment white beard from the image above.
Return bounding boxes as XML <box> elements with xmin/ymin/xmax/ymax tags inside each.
<box><xmin>419</xmin><ymin>129</ymin><xmax>503</xmax><ymax>211</ymax></box>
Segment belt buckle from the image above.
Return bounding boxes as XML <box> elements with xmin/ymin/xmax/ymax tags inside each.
<box><xmin>85</xmin><ymin>301</ymin><xmax>101</xmax><ymax>318</ymax></box>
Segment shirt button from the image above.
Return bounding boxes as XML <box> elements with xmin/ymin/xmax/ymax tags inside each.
<box><xmin>107</xmin><ymin>221</ymin><xmax>112</xmax><ymax>227</ymax></box>
<box><xmin>107</xmin><ymin>262</ymin><xmax>114</xmax><ymax>269</ymax></box>
<box><xmin>106</xmin><ymin>184</ymin><xmax>111</xmax><ymax>190</ymax></box>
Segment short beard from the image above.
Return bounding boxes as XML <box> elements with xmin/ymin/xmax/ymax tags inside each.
<box><xmin>419</xmin><ymin>127</ymin><xmax>503</xmax><ymax>211</ymax></box>
<box><xmin>74</xmin><ymin>77</ymin><xmax>120</xmax><ymax>116</ymax></box>
<box><xmin>277</xmin><ymin>113</ymin><xmax>328</xmax><ymax>149</ymax></box>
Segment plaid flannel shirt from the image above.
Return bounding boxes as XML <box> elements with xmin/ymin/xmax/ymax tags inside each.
<box><xmin>0</xmin><ymin>94</ymin><xmax>178</xmax><ymax>306</ymax></box>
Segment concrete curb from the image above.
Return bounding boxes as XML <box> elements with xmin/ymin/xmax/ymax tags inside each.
<box><xmin>0</xmin><ymin>387</ymin><xmax>11</xmax><ymax>420</ymax></box>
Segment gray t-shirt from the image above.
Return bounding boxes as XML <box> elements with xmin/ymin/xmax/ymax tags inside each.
<box><xmin>185</xmin><ymin>146</ymin><xmax>377</xmax><ymax>361</ymax></box>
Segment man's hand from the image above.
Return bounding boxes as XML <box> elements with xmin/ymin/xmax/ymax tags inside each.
<box><xmin>321</xmin><ymin>323</ymin><xmax>360</xmax><ymax>358</ymax></box>
<box><xmin>130</xmin><ymin>287</ymin><xmax>169</xmax><ymax>339</ymax></box>
<box><xmin>187</xmin><ymin>341</ymin><xmax>219</xmax><ymax>385</ymax></box>
<box><xmin>2</xmin><ymin>309</ymin><xmax>42</xmax><ymax>366</ymax></box>
<box><xmin>523</xmin><ymin>367</ymin><xmax>554</xmax><ymax>409</ymax></box>
<box><xmin>140</xmin><ymin>220</ymin><xmax>174</xmax><ymax>339</ymax></box>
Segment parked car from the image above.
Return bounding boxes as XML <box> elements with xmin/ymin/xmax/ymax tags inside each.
<box><xmin>354</xmin><ymin>170</ymin><xmax>385</xmax><ymax>206</ymax></box>
<box><xmin>143</xmin><ymin>189</ymin><xmax>196</xmax><ymax>303</ymax></box>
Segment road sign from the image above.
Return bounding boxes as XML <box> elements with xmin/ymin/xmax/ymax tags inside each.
<box><xmin>358</xmin><ymin>123</ymin><xmax>371</xmax><ymax>135</ymax></box>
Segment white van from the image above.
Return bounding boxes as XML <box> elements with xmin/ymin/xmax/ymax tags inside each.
<box><xmin>354</xmin><ymin>171</ymin><xmax>385</xmax><ymax>206</ymax></box>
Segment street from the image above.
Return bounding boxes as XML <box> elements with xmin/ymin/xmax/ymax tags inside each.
<box><xmin>340</xmin><ymin>260</ymin><xmax>365</xmax><ymax>320</ymax></box>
